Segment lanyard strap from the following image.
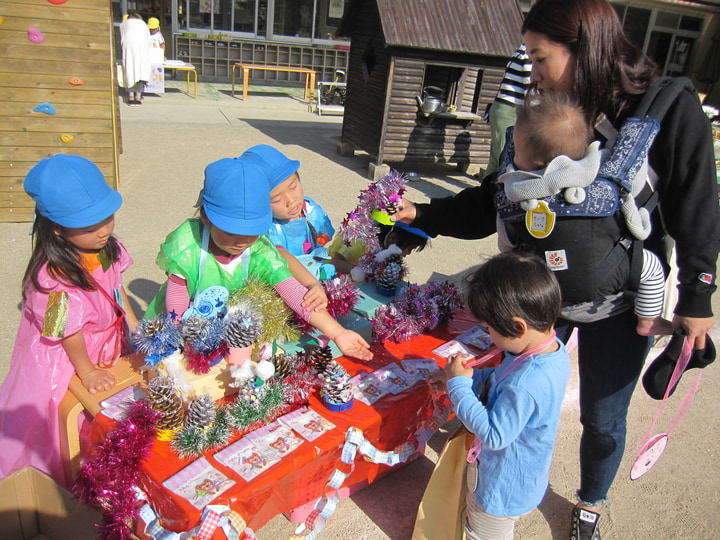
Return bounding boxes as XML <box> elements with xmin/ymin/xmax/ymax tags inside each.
<box><xmin>467</xmin><ymin>331</ymin><xmax>557</xmax><ymax>462</ymax></box>
<box><xmin>638</xmin><ymin>336</ymin><xmax>703</xmax><ymax>450</ymax></box>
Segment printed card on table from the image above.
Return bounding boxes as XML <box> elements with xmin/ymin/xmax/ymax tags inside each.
<box><xmin>401</xmin><ymin>358</ymin><xmax>441</xmax><ymax>382</ymax></box>
<box><xmin>373</xmin><ymin>362</ymin><xmax>416</xmax><ymax>394</ymax></box>
<box><xmin>100</xmin><ymin>385</ymin><xmax>147</xmax><ymax>420</ymax></box>
<box><xmin>278</xmin><ymin>406</ymin><xmax>336</xmax><ymax>442</ymax></box>
<box><xmin>351</xmin><ymin>371</ymin><xmax>392</xmax><ymax>405</ymax></box>
<box><xmin>247</xmin><ymin>421</ymin><xmax>304</xmax><ymax>461</ymax></box>
<box><xmin>214</xmin><ymin>438</ymin><xmax>277</xmax><ymax>482</ymax></box>
<box><xmin>456</xmin><ymin>325</ymin><xmax>494</xmax><ymax>351</ymax></box>
<box><xmin>432</xmin><ymin>339</ymin><xmax>476</xmax><ymax>359</ymax></box>
<box><xmin>162</xmin><ymin>457</ymin><xmax>235</xmax><ymax>509</ymax></box>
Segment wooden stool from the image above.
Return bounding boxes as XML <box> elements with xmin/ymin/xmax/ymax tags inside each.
<box><xmin>58</xmin><ymin>354</ymin><xmax>145</xmax><ymax>486</ymax></box>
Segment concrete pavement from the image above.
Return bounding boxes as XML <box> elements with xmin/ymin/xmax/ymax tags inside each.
<box><xmin>1</xmin><ymin>79</ymin><xmax>718</xmax><ymax>539</ymax></box>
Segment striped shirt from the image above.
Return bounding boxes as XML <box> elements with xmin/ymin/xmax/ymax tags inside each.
<box><xmin>494</xmin><ymin>44</ymin><xmax>532</xmax><ymax>107</ymax></box>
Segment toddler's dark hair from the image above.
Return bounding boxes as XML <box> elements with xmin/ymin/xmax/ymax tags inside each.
<box><xmin>379</xmin><ymin>224</ymin><xmax>428</xmax><ymax>253</ymax></box>
<box><xmin>23</xmin><ymin>214</ymin><xmax>120</xmax><ymax>299</ymax></box>
<box><xmin>465</xmin><ymin>252</ymin><xmax>561</xmax><ymax>338</ymax></box>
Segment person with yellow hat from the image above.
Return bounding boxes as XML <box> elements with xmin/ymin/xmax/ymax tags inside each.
<box><xmin>148</xmin><ymin>17</ymin><xmax>165</xmax><ymax>53</ymax></box>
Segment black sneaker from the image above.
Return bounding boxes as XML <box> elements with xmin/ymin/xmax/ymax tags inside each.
<box><xmin>570</xmin><ymin>507</ymin><xmax>601</xmax><ymax>540</ymax></box>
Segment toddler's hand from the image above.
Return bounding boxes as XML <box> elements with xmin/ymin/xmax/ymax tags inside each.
<box><xmin>390</xmin><ymin>198</ymin><xmax>417</xmax><ymax>224</ymax></box>
<box><xmin>445</xmin><ymin>354</ymin><xmax>474</xmax><ymax>380</ymax></box>
<box><xmin>333</xmin><ymin>330</ymin><xmax>373</xmax><ymax>361</ymax></box>
<box><xmin>302</xmin><ymin>283</ymin><xmax>328</xmax><ymax>312</ymax></box>
<box><xmin>80</xmin><ymin>367</ymin><xmax>116</xmax><ymax>394</ymax></box>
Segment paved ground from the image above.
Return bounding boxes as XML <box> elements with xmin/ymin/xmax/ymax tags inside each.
<box><xmin>1</xmin><ymin>80</ymin><xmax>719</xmax><ymax>539</ymax></box>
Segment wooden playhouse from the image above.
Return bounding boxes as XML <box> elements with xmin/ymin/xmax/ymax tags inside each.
<box><xmin>337</xmin><ymin>0</ymin><xmax>524</xmax><ymax>178</ymax></box>
<box><xmin>0</xmin><ymin>0</ymin><xmax>120</xmax><ymax>222</ymax></box>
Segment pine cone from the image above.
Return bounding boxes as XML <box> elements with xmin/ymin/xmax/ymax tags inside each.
<box><xmin>377</xmin><ymin>261</ymin><xmax>403</xmax><ymax>290</ymax></box>
<box><xmin>182</xmin><ymin>315</ymin><xmax>209</xmax><ymax>343</ymax></box>
<box><xmin>224</xmin><ymin>314</ymin><xmax>261</xmax><ymax>348</ymax></box>
<box><xmin>147</xmin><ymin>376</ymin><xmax>185</xmax><ymax>430</ymax></box>
<box><xmin>307</xmin><ymin>345</ymin><xmax>333</xmax><ymax>372</ymax></box>
<box><xmin>273</xmin><ymin>353</ymin><xmax>294</xmax><ymax>378</ymax></box>
<box><xmin>185</xmin><ymin>393</ymin><xmax>216</xmax><ymax>431</ymax></box>
<box><xmin>318</xmin><ymin>360</ymin><xmax>352</xmax><ymax>404</ymax></box>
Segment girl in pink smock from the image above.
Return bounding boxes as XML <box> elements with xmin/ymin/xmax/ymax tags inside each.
<box><xmin>0</xmin><ymin>155</ymin><xmax>136</xmax><ymax>486</ymax></box>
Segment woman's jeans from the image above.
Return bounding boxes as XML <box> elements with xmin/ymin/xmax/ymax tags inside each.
<box><xmin>555</xmin><ymin>309</ymin><xmax>653</xmax><ymax>506</ymax></box>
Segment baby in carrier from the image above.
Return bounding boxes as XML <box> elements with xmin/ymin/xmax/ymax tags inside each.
<box><xmin>496</xmin><ymin>91</ymin><xmax>673</xmax><ymax>337</ymax></box>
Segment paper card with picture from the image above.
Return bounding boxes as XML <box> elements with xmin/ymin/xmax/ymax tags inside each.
<box><xmin>350</xmin><ymin>371</ymin><xmax>392</xmax><ymax>405</ymax></box>
<box><xmin>373</xmin><ymin>362</ymin><xmax>416</xmax><ymax>394</ymax></box>
<box><xmin>214</xmin><ymin>437</ymin><xmax>277</xmax><ymax>482</ymax></box>
<box><xmin>162</xmin><ymin>457</ymin><xmax>235</xmax><ymax>509</ymax></box>
<box><xmin>456</xmin><ymin>324</ymin><xmax>494</xmax><ymax>351</ymax></box>
<box><xmin>248</xmin><ymin>421</ymin><xmax>304</xmax><ymax>461</ymax></box>
<box><xmin>401</xmin><ymin>358</ymin><xmax>441</xmax><ymax>383</ymax></box>
<box><xmin>278</xmin><ymin>406</ymin><xmax>336</xmax><ymax>441</ymax></box>
<box><xmin>100</xmin><ymin>385</ymin><xmax>147</xmax><ymax>420</ymax></box>
<box><xmin>432</xmin><ymin>339</ymin><xmax>476</xmax><ymax>359</ymax></box>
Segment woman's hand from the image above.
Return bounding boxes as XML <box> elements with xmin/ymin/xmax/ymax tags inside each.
<box><xmin>445</xmin><ymin>353</ymin><xmax>474</xmax><ymax>380</ymax></box>
<box><xmin>390</xmin><ymin>198</ymin><xmax>417</xmax><ymax>224</ymax></box>
<box><xmin>673</xmin><ymin>315</ymin><xmax>715</xmax><ymax>350</ymax></box>
<box><xmin>332</xmin><ymin>330</ymin><xmax>373</xmax><ymax>361</ymax></box>
<box><xmin>302</xmin><ymin>283</ymin><xmax>328</xmax><ymax>312</ymax></box>
<box><xmin>79</xmin><ymin>367</ymin><xmax>116</xmax><ymax>394</ymax></box>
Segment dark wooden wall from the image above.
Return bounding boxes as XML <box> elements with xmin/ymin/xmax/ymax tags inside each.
<box><xmin>0</xmin><ymin>0</ymin><xmax>119</xmax><ymax>222</ymax></box>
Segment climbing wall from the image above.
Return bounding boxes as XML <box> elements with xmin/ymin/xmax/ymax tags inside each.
<box><xmin>0</xmin><ymin>0</ymin><xmax>120</xmax><ymax>222</ymax></box>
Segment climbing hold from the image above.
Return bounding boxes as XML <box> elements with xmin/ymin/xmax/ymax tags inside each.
<box><xmin>47</xmin><ymin>0</ymin><xmax>68</xmax><ymax>4</ymax></box>
<box><xmin>60</xmin><ymin>134</ymin><xmax>75</xmax><ymax>143</ymax></box>
<box><xmin>68</xmin><ymin>77</ymin><xmax>85</xmax><ymax>86</ymax></box>
<box><xmin>0</xmin><ymin>17</ymin><xmax>4</xmax><ymax>24</ymax></box>
<box><xmin>33</xmin><ymin>103</ymin><xmax>56</xmax><ymax>115</ymax></box>
<box><xmin>28</xmin><ymin>27</ymin><xmax>45</xmax><ymax>44</ymax></box>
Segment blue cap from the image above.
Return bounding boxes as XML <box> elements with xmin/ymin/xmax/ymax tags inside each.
<box><xmin>241</xmin><ymin>144</ymin><xmax>300</xmax><ymax>190</ymax></box>
<box><xmin>393</xmin><ymin>221</ymin><xmax>431</xmax><ymax>240</ymax></box>
<box><xmin>202</xmin><ymin>156</ymin><xmax>272</xmax><ymax>235</ymax></box>
<box><xmin>24</xmin><ymin>155</ymin><xmax>122</xmax><ymax>228</ymax></box>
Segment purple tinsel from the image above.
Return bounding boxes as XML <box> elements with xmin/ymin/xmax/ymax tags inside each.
<box><xmin>338</xmin><ymin>170</ymin><xmax>408</xmax><ymax>252</ymax></box>
<box><xmin>73</xmin><ymin>401</ymin><xmax>160</xmax><ymax>540</ymax></box>
<box><xmin>372</xmin><ymin>281</ymin><xmax>463</xmax><ymax>343</ymax></box>
<box><xmin>294</xmin><ymin>274</ymin><xmax>361</xmax><ymax>332</ymax></box>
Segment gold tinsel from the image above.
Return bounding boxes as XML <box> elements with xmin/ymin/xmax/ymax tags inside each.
<box><xmin>226</xmin><ymin>276</ymin><xmax>300</xmax><ymax>344</ymax></box>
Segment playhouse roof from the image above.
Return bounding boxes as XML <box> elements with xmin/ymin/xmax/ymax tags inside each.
<box><xmin>339</xmin><ymin>0</ymin><xmax>524</xmax><ymax>57</ymax></box>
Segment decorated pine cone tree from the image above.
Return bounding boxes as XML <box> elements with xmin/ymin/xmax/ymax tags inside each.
<box><xmin>307</xmin><ymin>344</ymin><xmax>334</xmax><ymax>373</ymax></box>
<box><xmin>273</xmin><ymin>353</ymin><xmax>294</xmax><ymax>379</ymax></box>
<box><xmin>147</xmin><ymin>376</ymin><xmax>185</xmax><ymax>433</ymax></box>
<box><xmin>185</xmin><ymin>393</ymin><xmax>216</xmax><ymax>432</ymax></box>
<box><xmin>318</xmin><ymin>360</ymin><xmax>353</xmax><ymax>405</ymax></box>
<box><xmin>376</xmin><ymin>259</ymin><xmax>404</xmax><ymax>291</ymax></box>
<box><xmin>223</xmin><ymin>304</ymin><xmax>262</xmax><ymax>349</ymax></box>
<box><xmin>181</xmin><ymin>314</ymin><xmax>210</xmax><ymax>343</ymax></box>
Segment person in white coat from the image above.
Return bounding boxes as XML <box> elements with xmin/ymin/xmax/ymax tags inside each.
<box><xmin>120</xmin><ymin>13</ymin><xmax>152</xmax><ymax>106</ymax></box>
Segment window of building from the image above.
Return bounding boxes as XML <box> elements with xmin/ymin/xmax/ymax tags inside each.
<box><xmin>612</xmin><ymin>2</ymin><xmax>704</xmax><ymax>77</ymax></box>
<box><xmin>422</xmin><ymin>64</ymin><xmax>465</xmax><ymax>107</ymax></box>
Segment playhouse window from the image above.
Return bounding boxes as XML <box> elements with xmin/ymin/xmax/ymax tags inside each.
<box><xmin>422</xmin><ymin>65</ymin><xmax>464</xmax><ymax>106</ymax></box>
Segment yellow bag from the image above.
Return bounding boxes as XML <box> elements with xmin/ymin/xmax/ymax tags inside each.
<box><xmin>412</xmin><ymin>426</ymin><xmax>473</xmax><ymax>540</ymax></box>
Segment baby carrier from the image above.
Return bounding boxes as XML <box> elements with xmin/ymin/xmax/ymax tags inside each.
<box><xmin>494</xmin><ymin>77</ymin><xmax>695</xmax><ymax>304</ymax></box>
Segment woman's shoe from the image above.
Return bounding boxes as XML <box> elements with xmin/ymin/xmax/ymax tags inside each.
<box><xmin>570</xmin><ymin>506</ymin><xmax>601</xmax><ymax>540</ymax></box>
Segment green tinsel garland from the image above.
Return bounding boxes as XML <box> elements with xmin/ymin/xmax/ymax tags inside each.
<box><xmin>171</xmin><ymin>406</ymin><xmax>234</xmax><ymax>459</ymax></box>
<box><xmin>227</xmin><ymin>381</ymin><xmax>285</xmax><ymax>429</ymax></box>
<box><xmin>227</xmin><ymin>277</ymin><xmax>300</xmax><ymax>345</ymax></box>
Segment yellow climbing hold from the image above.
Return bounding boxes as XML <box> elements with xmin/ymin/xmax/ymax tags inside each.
<box><xmin>60</xmin><ymin>134</ymin><xmax>74</xmax><ymax>143</ymax></box>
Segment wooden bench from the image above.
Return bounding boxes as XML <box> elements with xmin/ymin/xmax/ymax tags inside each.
<box><xmin>231</xmin><ymin>63</ymin><xmax>316</xmax><ymax>102</ymax></box>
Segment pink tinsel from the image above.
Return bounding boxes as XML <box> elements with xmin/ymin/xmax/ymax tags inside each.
<box><xmin>372</xmin><ymin>281</ymin><xmax>463</xmax><ymax>343</ymax></box>
<box><xmin>73</xmin><ymin>401</ymin><xmax>160</xmax><ymax>540</ymax></box>
<box><xmin>294</xmin><ymin>274</ymin><xmax>360</xmax><ymax>332</ymax></box>
<box><xmin>338</xmin><ymin>170</ymin><xmax>408</xmax><ymax>252</ymax></box>
<box><xmin>184</xmin><ymin>342</ymin><xmax>229</xmax><ymax>374</ymax></box>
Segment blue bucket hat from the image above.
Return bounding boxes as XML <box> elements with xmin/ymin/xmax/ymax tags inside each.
<box><xmin>202</xmin><ymin>156</ymin><xmax>272</xmax><ymax>235</ymax></box>
<box><xmin>241</xmin><ymin>144</ymin><xmax>300</xmax><ymax>191</ymax></box>
<box><xmin>24</xmin><ymin>154</ymin><xmax>122</xmax><ymax>228</ymax></box>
